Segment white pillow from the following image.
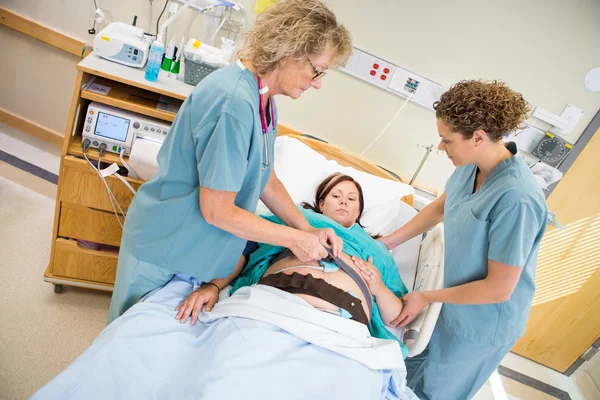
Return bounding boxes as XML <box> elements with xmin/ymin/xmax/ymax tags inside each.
<box><xmin>380</xmin><ymin>200</ymin><xmax>422</xmax><ymax>290</ymax></box>
<box><xmin>270</xmin><ymin>136</ymin><xmax>414</xmax><ymax>230</ymax></box>
<box><xmin>360</xmin><ymin>197</ymin><xmax>400</xmax><ymax>235</ymax></box>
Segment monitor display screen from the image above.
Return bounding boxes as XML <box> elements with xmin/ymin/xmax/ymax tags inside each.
<box><xmin>94</xmin><ymin>112</ymin><xmax>130</xmax><ymax>142</ymax></box>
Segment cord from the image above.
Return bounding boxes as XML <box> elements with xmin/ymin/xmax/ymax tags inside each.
<box><xmin>114</xmin><ymin>172</ymin><xmax>137</xmax><ymax>195</ymax></box>
<box><xmin>89</xmin><ymin>0</ymin><xmax>98</xmax><ymax>34</ymax></box>
<box><xmin>98</xmin><ymin>149</ymin><xmax>127</xmax><ymax>226</ymax></box>
<box><xmin>359</xmin><ymin>92</ymin><xmax>414</xmax><ymax>157</ymax></box>
<box><xmin>82</xmin><ymin>141</ymin><xmax>125</xmax><ymax>228</ymax></box>
<box><xmin>156</xmin><ymin>0</ymin><xmax>169</xmax><ymax>36</ymax></box>
<box><xmin>99</xmin><ymin>145</ymin><xmax>136</xmax><ymax>196</ymax></box>
<box><xmin>83</xmin><ymin>0</ymin><xmax>99</xmax><ymax>57</ymax></box>
<box><xmin>149</xmin><ymin>0</ymin><xmax>154</xmax><ymax>33</ymax></box>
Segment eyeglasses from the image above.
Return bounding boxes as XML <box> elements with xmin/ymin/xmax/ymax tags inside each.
<box><xmin>307</xmin><ymin>57</ymin><xmax>326</xmax><ymax>81</ymax></box>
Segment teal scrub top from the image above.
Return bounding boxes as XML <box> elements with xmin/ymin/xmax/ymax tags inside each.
<box><xmin>442</xmin><ymin>146</ymin><xmax>547</xmax><ymax>346</ymax></box>
<box><xmin>121</xmin><ymin>62</ymin><xmax>277</xmax><ymax>281</ymax></box>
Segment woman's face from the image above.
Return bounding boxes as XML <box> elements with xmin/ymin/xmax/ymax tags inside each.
<box><xmin>276</xmin><ymin>50</ymin><xmax>334</xmax><ymax>99</ymax></box>
<box><xmin>436</xmin><ymin>119</ymin><xmax>476</xmax><ymax>166</ymax></box>
<box><xmin>319</xmin><ymin>180</ymin><xmax>362</xmax><ymax>228</ymax></box>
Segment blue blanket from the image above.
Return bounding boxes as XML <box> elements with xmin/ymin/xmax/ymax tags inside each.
<box><xmin>232</xmin><ymin>208</ymin><xmax>409</xmax><ymax>356</ymax></box>
<box><xmin>32</xmin><ymin>276</ymin><xmax>416</xmax><ymax>400</ymax></box>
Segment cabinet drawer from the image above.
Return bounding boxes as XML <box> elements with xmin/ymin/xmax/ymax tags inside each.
<box><xmin>59</xmin><ymin>156</ymin><xmax>143</xmax><ymax>213</ymax></box>
<box><xmin>52</xmin><ymin>238</ymin><xmax>118</xmax><ymax>284</ymax></box>
<box><xmin>58</xmin><ymin>202</ymin><xmax>123</xmax><ymax>246</ymax></box>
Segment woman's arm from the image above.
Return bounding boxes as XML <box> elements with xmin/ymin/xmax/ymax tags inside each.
<box><xmin>370</xmin><ymin>286</ymin><xmax>404</xmax><ymax>325</ymax></box>
<box><xmin>391</xmin><ymin>259</ymin><xmax>523</xmax><ymax>326</ymax></box>
<box><xmin>209</xmin><ymin>254</ymin><xmax>247</xmax><ymax>290</ymax></box>
<box><xmin>379</xmin><ymin>193</ymin><xmax>446</xmax><ymax>250</ymax></box>
<box><xmin>351</xmin><ymin>256</ymin><xmax>403</xmax><ymax>325</ymax></box>
<box><xmin>176</xmin><ymin>254</ymin><xmax>247</xmax><ymax>325</ymax></box>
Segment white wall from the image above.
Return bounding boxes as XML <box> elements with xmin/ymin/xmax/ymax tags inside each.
<box><xmin>1</xmin><ymin>0</ymin><xmax>600</xmax><ymax>191</ymax></box>
<box><xmin>0</xmin><ymin>25</ymin><xmax>78</xmax><ymax>134</ymax></box>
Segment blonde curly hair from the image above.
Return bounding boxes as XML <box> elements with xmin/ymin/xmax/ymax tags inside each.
<box><xmin>238</xmin><ymin>0</ymin><xmax>352</xmax><ymax>76</ymax></box>
<box><xmin>434</xmin><ymin>80</ymin><xmax>531</xmax><ymax>142</ymax></box>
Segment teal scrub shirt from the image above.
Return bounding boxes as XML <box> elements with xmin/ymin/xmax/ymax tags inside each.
<box><xmin>407</xmin><ymin>146</ymin><xmax>548</xmax><ymax>399</ymax></box>
<box><xmin>112</xmin><ymin>62</ymin><xmax>277</xmax><ymax>311</ymax></box>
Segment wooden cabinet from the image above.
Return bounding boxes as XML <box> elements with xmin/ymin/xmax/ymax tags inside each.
<box><xmin>52</xmin><ymin>239</ymin><xmax>118</xmax><ymax>285</ymax></box>
<box><xmin>59</xmin><ymin>156</ymin><xmax>141</xmax><ymax>214</ymax></box>
<box><xmin>58</xmin><ymin>203</ymin><xmax>123</xmax><ymax>247</ymax></box>
<box><xmin>43</xmin><ymin>54</ymin><xmax>190</xmax><ymax>292</ymax></box>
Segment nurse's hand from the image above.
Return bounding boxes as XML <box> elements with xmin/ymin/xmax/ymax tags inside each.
<box><xmin>390</xmin><ymin>291</ymin><xmax>429</xmax><ymax>327</ymax></box>
<box><xmin>308</xmin><ymin>227</ymin><xmax>343</xmax><ymax>258</ymax></box>
<box><xmin>377</xmin><ymin>235</ymin><xmax>393</xmax><ymax>251</ymax></box>
<box><xmin>175</xmin><ymin>283</ymin><xmax>220</xmax><ymax>326</ymax></box>
<box><xmin>290</xmin><ymin>230</ymin><xmax>329</xmax><ymax>262</ymax></box>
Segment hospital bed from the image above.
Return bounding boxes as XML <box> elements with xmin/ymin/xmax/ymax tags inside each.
<box><xmin>33</xmin><ymin>133</ymin><xmax>444</xmax><ymax>399</ymax></box>
<box><xmin>270</xmin><ymin>133</ymin><xmax>444</xmax><ymax>357</ymax></box>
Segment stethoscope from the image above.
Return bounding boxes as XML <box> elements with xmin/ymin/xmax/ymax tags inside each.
<box><xmin>257</xmin><ymin>77</ymin><xmax>275</xmax><ymax>168</ymax></box>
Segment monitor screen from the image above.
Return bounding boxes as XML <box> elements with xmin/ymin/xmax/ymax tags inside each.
<box><xmin>94</xmin><ymin>112</ymin><xmax>130</xmax><ymax>142</ymax></box>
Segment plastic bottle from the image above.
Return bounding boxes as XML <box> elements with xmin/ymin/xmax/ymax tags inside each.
<box><xmin>161</xmin><ymin>37</ymin><xmax>176</xmax><ymax>76</ymax></box>
<box><xmin>145</xmin><ymin>34</ymin><xmax>164</xmax><ymax>82</ymax></box>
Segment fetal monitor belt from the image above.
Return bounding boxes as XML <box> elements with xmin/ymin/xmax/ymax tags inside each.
<box><xmin>259</xmin><ymin>272</ymin><xmax>369</xmax><ymax>326</ymax></box>
<box><xmin>270</xmin><ymin>248</ymin><xmax>373</xmax><ymax>315</ymax></box>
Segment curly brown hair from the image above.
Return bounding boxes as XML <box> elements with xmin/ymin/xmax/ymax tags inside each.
<box><xmin>238</xmin><ymin>0</ymin><xmax>352</xmax><ymax>76</ymax></box>
<box><xmin>433</xmin><ymin>80</ymin><xmax>531</xmax><ymax>142</ymax></box>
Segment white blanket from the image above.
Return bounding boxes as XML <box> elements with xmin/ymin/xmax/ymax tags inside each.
<box><xmin>32</xmin><ymin>277</ymin><xmax>417</xmax><ymax>400</ymax></box>
<box><xmin>204</xmin><ymin>285</ymin><xmax>404</xmax><ymax>370</ymax></box>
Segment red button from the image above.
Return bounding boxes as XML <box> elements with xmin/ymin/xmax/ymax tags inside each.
<box><xmin>370</xmin><ymin>70</ymin><xmax>376</xmax><ymax>76</ymax></box>
<box><xmin>383</xmin><ymin>68</ymin><xmax>390</xmax><ymax>74</ymax></box>
<box><xmin>373</xmin><ymin>63</ymin><xmax>379</xmax><ymax>69</ymax></box>
<box><xmin>381</xmin><ymin>75</ymin><xmax>387</xmax><ymax>80</ymax></box>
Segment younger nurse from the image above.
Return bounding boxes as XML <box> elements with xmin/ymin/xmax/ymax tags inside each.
<box><xmin>380</xmin><ymin>80</ymin><xmax>548</xmax><ymax>399</ymax></box>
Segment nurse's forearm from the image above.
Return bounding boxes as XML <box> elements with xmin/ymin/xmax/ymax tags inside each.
<box><xmin>383</xmin><ymin>193</ymin><xmax>445</xmax><ymax>249</ymax></box>
<box><xmin>208</xmin><ymin>205</ymin><xmax>302</xmax><ymax>249</ymax></box>
<box><xmin>422</xmin><ymin>279</ymin><xmax>509</xmax><ymax>305</ymax></box>
<box><xmin>260</xmin><ymin>173</ymin><xmax>311</xmax><ymax>231</ymax></box>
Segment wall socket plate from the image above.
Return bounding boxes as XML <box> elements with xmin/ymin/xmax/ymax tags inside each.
<box><xmin>338</xmin><ymin>47</ymin><xmax>445</xmax><ymax>111</ymax></box>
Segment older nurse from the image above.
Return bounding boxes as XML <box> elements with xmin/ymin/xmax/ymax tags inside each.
<box><xmin>107</xmin><ymin>0</ymin><xmax>352</xmax><ymax>323</ymax></box>
<box><xmin>379</xmin><ymin>80</ymin><xmax>548</xmax><ymax>399</ymax></box>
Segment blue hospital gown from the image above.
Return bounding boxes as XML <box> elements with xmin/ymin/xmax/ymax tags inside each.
<box><xmin>407</xmin><ymin>148</ymin><xmax>547</xmax><ymax>399</ymax></box>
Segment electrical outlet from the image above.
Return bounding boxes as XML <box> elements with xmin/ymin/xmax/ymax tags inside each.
<box><xmin>339</xmin><ymin>47</ymin><xmax>445</xmax><ymax>111</ymax></box>
<box><xmin>340</xmin><ymin>50</ymin><xmax>396</xmax><ymax>90</ymax></box>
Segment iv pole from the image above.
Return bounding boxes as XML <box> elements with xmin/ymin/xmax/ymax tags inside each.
<box><xmin>409</xmin><ymin>144</ymin><xmax>434</xmax><ymax>185</ymax></box>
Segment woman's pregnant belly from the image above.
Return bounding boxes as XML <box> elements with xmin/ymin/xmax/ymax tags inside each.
<box><xmin>262</xmin><ymin>251</ymin><xmax>372</xmax><ymax>322</ymax></box>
